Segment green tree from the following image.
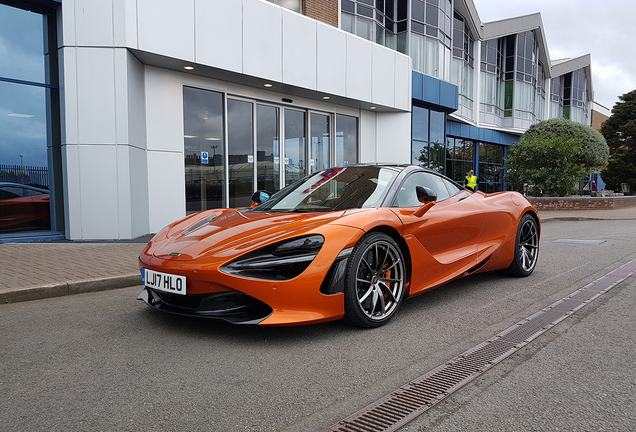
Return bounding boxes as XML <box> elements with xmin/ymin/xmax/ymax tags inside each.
<box><xmin>505</xmin><ymin>118</ymin><xmax>609</xmax><ymax>196</ymax></box>
<box><xmin>601</xmin><ymin>89</ymin><xmax>636</xmax><ymax>192</ymax></box>
<box><xmin>522</xmin><ymin>118</ymin><xmax>609</xmax><ymax>168</ymax></box>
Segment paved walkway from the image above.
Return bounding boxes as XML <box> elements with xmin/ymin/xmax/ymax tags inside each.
<box><xmin>1</xmin><ymin>206</ymin><xmax>635</xmax><ymax>304</ymax></box>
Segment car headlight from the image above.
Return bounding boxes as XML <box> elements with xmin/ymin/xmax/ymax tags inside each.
<box><xmin>221</xmin><ymin>235</ymin><xmax>324</xmax><ymax>281</ymax></box>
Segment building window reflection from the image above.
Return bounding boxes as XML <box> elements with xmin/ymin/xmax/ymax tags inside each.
<box><xmin>0</xmin><ymin>3</ymin><xmax>59</xmax><ymax>234</ymax></box>
<box><xmin>411</xmin><ymin>106</ymin><xmax>445</xmax><ymax>174</ymax></box>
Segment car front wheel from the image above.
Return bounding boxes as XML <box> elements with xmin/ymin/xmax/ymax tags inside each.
<box><xmin>343</xmin><ymin>232</ymin><xmax>406</xmax><ymax>328</ymax></box>
<box><xmin>504</xmin><ymin>213</ymin><xmax>539</xmax><ymax>277</ymax></box>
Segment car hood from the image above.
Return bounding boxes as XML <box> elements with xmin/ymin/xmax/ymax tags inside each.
<box><xmin>152</xmin><ymin>209</ymin><xmax>347</xmax><ymax>261</ymax></box>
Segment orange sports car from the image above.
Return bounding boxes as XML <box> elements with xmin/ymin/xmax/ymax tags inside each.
<box><xmin>138</xmin><ymin>165</ymin><xmax>540</xmax><ymax>328</ymax></box>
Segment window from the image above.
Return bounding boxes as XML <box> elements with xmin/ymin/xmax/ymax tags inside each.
<box><xmin>341</xmin><ymin>0</ymin><xmax>397</xmax><ymax>50</ymax></box>
<box><xmin>563</xmin><ymin>68</ymin><xmax>588</xmax><ymax>124</ymax></box>
<box><xmin>0</xmin><ymin>3</ymin><xmax>59</xmax><ymax>234</ymax></box>
<box><xmin>184</xmin><ymin>89</ymin><xmax>358</xmax><ymax>209</ymax></box>
<box><xmin>479</xmin><ymin>39</ymin><xmax>503</xmax><ymax>117</ymax></box>
<box><xmin>478</xmin><ymin>142</ymin><xmax>504</xmax><ymax>193</ymax></box>
<box><xmin>266</xmin><ymin>0</ymin><xmax>301</xmax><ymax>13</ymax></box>
<box><xmin>411</xmin><ymin>106</ymin><xmax>446</xmax><ymax>174</ymax></box>
<box><xmin>396</xmin><ymin>171</ymin><xmax>457</xmax><ymax>207</ymax></box>
<box><xmin>451</xmin><ymin>13</ymin><xmax>474</xmax><ymax>116</ymax></box>
<box><xmin>445</xmin><ymin>137</ymin><xmax>474</xmax><ymax>184</ymax></box>
<box><xmin>336</xmin><ymin>114</ymin><xmax>358</xmax><ymax>167</ymax></box>
<box><xmin>183</xmin><ymin>87</ymin><xmax>225</xmax><ymax>213</ymax></box>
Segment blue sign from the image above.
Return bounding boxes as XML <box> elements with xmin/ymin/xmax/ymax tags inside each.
<box><xmin>201</xmin><ymin>151</ymin><xmax>209</xmax><ymax>164</ymax></box>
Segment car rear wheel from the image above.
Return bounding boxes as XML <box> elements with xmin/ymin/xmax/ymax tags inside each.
<box><xmin>504</xmin><ymin>213</ymin><xmax>539</xmax><ymax>277</ymax></box>
<box><xmin>343</xmin><ymin>232</ymin><xmax>405</xmax><ymax>328</ymax></box>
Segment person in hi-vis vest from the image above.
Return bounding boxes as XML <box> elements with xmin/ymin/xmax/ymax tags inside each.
<box><xmin>465</xmin><ymin>169</ymin><xmax>477</xmax><ymax>191</ymax></box>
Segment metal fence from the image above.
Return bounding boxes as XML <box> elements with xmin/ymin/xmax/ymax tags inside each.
<box><xmin>0</xmin><ymin>164</ymin><xmax>49</xmax><ymax>188</ymax></box>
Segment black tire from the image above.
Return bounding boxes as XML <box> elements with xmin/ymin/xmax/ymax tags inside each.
<box><xmin>503</xmin><ymin>213</ymin><xmax>539</xmax><ymax>277</ymax></box>
<box><xmin>343</xmin><ymin>232</ymin><xmax>406</xmax><ymax>328</ymax></box>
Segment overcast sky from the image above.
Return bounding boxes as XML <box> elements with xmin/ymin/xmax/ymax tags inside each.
<box><xmin>472</xmin><ymin>0</ymin><xmax>636</xmax><ymax>112</ymax></box>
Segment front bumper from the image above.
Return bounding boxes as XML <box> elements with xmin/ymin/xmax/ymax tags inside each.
<box><xmin>138</xmin><ymin>288</ymin><xmax>273</xmax><ymax>324</ymax></box>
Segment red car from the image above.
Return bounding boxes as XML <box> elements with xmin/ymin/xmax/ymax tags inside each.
<box><xmin>0</xmin><ymin>182</ymin><xmax>51</xmax><ymax>232</ymax></box>
<box><xmin>139</xmin><ymin>165</ymin><xmax>539</xmax><ymax>328</ymax></box>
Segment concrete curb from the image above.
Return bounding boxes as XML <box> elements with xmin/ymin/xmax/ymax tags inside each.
<box><xmin>1</xmin><ymin>274</ymin><xmax>141</xmax><ymax>304</ymax></box>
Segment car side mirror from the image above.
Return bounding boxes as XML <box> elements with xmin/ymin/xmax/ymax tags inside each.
<box><xmin>416</xmin><ymin>186</ymin><xmax>437</xmax><ymax>203</ymax></box>
<box><xmin>251</xmin><ymin>190</ymin><xmax>271</xmax><ymax>205</ymax></box>
<box><xmin>414</xmin><ymin>186</ymin><xmax>437</xmax><ymax>217</ymax></box>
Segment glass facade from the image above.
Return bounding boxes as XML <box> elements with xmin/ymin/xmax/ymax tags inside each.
<box><xmin>0</xmin><ymin>2</ymin><xmax>60</xmax><ymax>234</ymax></box>
<box><xmin>564</xmin><ymin>68</ymin><xmax>588</xmax><ymax>123</ymax></box>
<box><xmin>184</xmin><ymin>89</ymin><xmax>358</xmax><ymax>211</ymax></box>
<box><xmin>411</xmin><ymin>106</ymin><xmax>445</xmax><ymax>173</ymax></box>
<box><xmin>409</xmin><ymin>0</ymin><xmax>452</xmax><ymax>80</ymax></box>
<box><xmin>445</xmin><ymin>137</ymin><xmax>474</xmax><ymax>184</ymax></box>
<box><xmin>480</xmin><ymin>38</ymin><xmax>503</xmax><ymax>117</ymax></box>
<box><xmin>341</xmin><ymin>0</ymin><xmax>398</xmax><ymax>51</ymax></box>
<box><xmin>183</xmin><ymin>87</ymin><xmax>225</xmax><ymax>213</ymax></box>
<box><xmin>477</xmin><ymin>142</ymin><xmax>504</xmax><ymax>193</ymax></box>
<box><xmin>550</xmin><ymin>68</ymin><xmax>588</xmax><ymax>123</ymax></box>
<box><xmin>266</xmin><ymin>0</ymin><xmax>302</xmax><ymax>13</ymax></box>
<box><xmin>450</xmin><ymin>12</ymin><xmax>474</xmax><ymax>116</ymax></box>
<box><xmin>341</xmin><ymin>0</ymin><xmax>452</xmax><ymax>77</ymax></box>
<box><xmin>478</xmin><ymin>31</ymin><xmax>551</xmax><ymax>127</ymax></box>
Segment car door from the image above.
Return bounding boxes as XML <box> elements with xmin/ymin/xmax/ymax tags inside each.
<box><xmin>394</xmin><ymin>171</ymin><xmax>486</xmax><ymax>265</ymax></box>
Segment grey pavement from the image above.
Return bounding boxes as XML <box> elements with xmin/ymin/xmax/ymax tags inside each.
<box><xmin>1</xmin><ymin>206</ymin><xmax>635</xmax><ymax>305</ymax></box>
<box><xmin>0</xmin><ymin>208</ymin><xmax>635</xmax><ymax>432</ymax></box>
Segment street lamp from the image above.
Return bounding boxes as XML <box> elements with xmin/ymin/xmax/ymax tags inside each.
<box><xmin>20</xmin><ymin>154</ymin><xmax>23</xmax><ymax>167</ymax></box>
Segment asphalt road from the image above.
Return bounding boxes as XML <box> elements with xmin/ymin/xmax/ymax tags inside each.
<box><xmin>1</xmin><ymin>220</ymin><xmax>635</xmax><ymax>432</ymax></box>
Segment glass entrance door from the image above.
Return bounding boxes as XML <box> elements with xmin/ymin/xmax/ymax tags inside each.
<box><xmin>184</xmin><ymin>91</ymin><xmax>362</xmax><ymax>210</ymax></box>
<box><xmin>227</xmin><ymin>99</ymin><xmax>254</xmax><ymax>208</ymax></box>
<box><xmin>284</xmin><ymin>109</ymin><xmax>306</xmax><ymax>187</ymax></box>
<box><xmin>310</xmin><ymin>113</ymin><xmax>330</xmax><ymax>174</ymax></box>
<box><xmin>183</xmin><ymin>87</ymin><xmax>225</xmax><ymax>214</ymax></box>
<box><xmin>256</xmin><ymin>104</ymin><xmax>280</xmax><ymax>193</ymax></box>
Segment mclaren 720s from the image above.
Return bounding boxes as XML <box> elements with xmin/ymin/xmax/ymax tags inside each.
<box><xmin>138</xmin><ymin>164</ymin><xmax>540</xmax><ymax>328</ymax></box>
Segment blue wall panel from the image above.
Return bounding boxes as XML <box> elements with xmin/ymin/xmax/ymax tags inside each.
<box><xmin>446</xmin><ymin>120</ymin><xmax>520</xmax><ymax>146</ymax></box>
<box><xmin>412</xmin><ymin>71</ymin><xmax>458</xmax><ymax>113</ymax></box>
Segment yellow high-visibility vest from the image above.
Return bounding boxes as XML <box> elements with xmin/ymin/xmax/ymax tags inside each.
<box><xmin>465</xmin><ymin>175</ymin><xmax>477</xmax><ymax>190</ymax></box>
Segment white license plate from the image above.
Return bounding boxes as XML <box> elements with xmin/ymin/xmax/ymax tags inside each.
<box><xmin>143</xmin><ymin>268</ymin><xmax>187</xmax><ymax>295</ymax></box>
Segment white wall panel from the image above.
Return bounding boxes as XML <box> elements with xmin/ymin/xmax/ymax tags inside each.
<box><xmin>316</xmin><ymin>22</ymin><xmax>346</xmax><ymax>97</ymax></box>
<box><xmin>394</xmin><ymin>53</ymin><xmax>412</xmax><ymax>111</ymax></box>
<box><xmin>345</xmin><ymin>35</ymin><xmax>372</xmax><ymax>103</ymax></box>
<box><xmin>137</xmin><ymin>0</ymin><xmax>195</xmax><ymax>61</ymax></box>
<box><xmin>195</xmin><ymin>0</ymin><xmax>242</xmax><ymax>73</ymax></box>
<box><xmin>145</xmin><ymin>67</ymin><xmax>183</xmax><ymax>152</ymax></box>
<box><xmin>147</xmin><ymin>150</ymin><xmax>186</xmax><ymax>233</ymax></box>
<box><xmin>282</xmin><ymin>9</ymin><xmax>317</xmax><ymax>89</ymax></box>
<box><xmin>129</xmin><ymin>146</ymin><xmax>149</xmax><ymax>237</ymax></box>
<box><xmin>371</xmin><ymin>45</ymin><xmax>395</xmax><ymax>108</ymax></box>
<box><xmin>60</xmin><ymin>0</ymin><xmax>76</xmax><ymax>46</ymax></box>
<box><xmin>116</xmin><ymin>145</ymin><xmax>132</xmax><ymax>238</ymax></box>
<box><xmin>72</xmin><ymin>0</ymin><xmax>114</xmax><ymax>46</ymax></box>
<box><xmin>126</xmin><ymin>51</ymin><xmax>147</xmax><ymax>150</ymax></box>
<box><xmin>76</xmin><ymin>48</ymin><xmax>116</xmax><ymax>145</ymax></box>
<box><xmin>77</xmin><ymin>145</ymin><xmax>120</xmax><ymax>239</ymax></box>
<box><xmin>359</xmin><ymin>110</ymin><xmax>377</xmax><ymax>163</ymax></box>
<box><xmin>376</xmin><ymin>112</ymin><xmax>411</xmax><ymax>163</ymax></box>
<box><xmin>243</xmin><ymin>0</ymin><xmax>283</xmax><ymax>82</ymax></box>
<box><xmin>114</xmin><ymin>48</ymin><xmax>129</xmax><ymax>145</ymax></box>
<box><xmin>112</xmin><ymin>0</ymin><xmax>129</xmax><ymax>48</ymax></box>
<box><xmin>61</xmin><ymin>144</ymin><xmax>82</xmax><ymax>239</ymax></box>
<box><xmin>59</xmin><ymin>47</ymin><xmax>79</xmax><ymax>145</ymax></box>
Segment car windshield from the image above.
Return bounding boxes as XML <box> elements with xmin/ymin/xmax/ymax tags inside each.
<box><xmin>252</xmin><ymin>166</ymin><xmax>399</xmax><ymax>212</ymax></box>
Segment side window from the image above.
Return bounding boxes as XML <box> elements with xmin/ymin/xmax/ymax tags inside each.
<box><xmin>442</xmin><ymin>177</ymin><xmax>462</xmax><ymax>196</ymax></box>
<box><xmin>396</xmin><ymin>172</ymin><xmax>452</xmax><ymax>207</ymax></box>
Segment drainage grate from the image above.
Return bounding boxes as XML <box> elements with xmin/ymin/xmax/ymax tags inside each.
<box><xmin>324</xmin><ymin>258</ymin><xmax>636</xmax><ymax>432</ymax></box>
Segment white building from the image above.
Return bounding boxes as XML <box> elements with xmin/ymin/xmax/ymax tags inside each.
<box><xmin>0</xmin><ymin>0</ymin><xmax>595</xmax><ymax>241</ymax></box>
